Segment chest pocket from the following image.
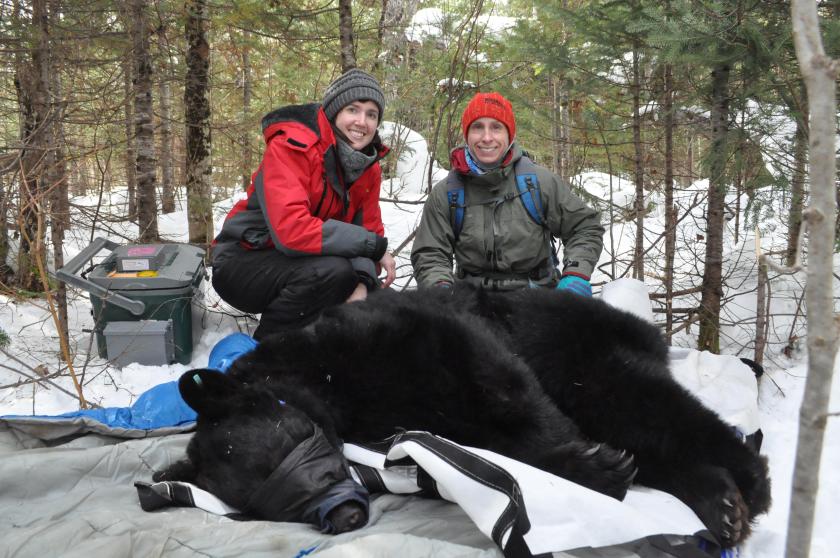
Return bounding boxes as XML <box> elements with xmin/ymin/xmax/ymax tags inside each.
<box><xmin>494</xmin><ymin>197</ymin><xmax>548</xmax><ymax>271</ymax></box>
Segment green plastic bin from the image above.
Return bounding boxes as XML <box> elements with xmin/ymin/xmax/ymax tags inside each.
<box><xmin>56</xmin><ymin>238</ymin><xmax>206</xmax><ymax>366</ymax></box>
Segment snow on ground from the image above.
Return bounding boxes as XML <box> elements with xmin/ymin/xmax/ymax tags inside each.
<box><xmin>0</xmin><ymin>125</ymin><xmax>838</xmax><ymax>557</ymax></box>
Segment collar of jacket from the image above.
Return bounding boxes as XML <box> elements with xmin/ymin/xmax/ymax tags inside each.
<box><xmin>261</xmin><ymin>103</ymin><xmax>328</xmax><ymax>145</ymax></box>
<box><xmin>450</xmin><ymin>143</ymin><xmax>521</xmax><ymax>175</ymax></box>
<box><xmin>449</xmin><ymin>144</ymin><xmax>522</xmax><ymax>189</ymax></box>
<box><xmin>258</xmin><ymin>104</ymin><xmax>389</xmax><ymax>204</ymax></box>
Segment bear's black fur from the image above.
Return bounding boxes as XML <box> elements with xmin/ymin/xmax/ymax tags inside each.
<box><xmin>159</xmin><ymin>287</ymin><xmax>770</xmax><ymax>547</ymax></box>
<box><xmin>225</xmin><ymin>288</ymin><xmax>637</xmax><ymax>500</ymax></box>
<box><xmin>459</xmin><ymin>287</ymin><xmax>771</xmax><ymax>546</ymax></box>
<box><xmin>153</xmin><ymin>370</ymin><xmax>368</xmax><ymax>533</ymax></box>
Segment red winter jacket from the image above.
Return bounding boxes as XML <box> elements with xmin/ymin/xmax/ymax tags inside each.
<box><xmin>213</xmin><ymin>103</ymin><xmax>389</xmax><ymax>263</ymax></box>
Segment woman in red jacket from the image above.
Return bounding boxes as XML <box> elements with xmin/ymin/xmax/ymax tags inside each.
<box><xmin>211</xmin><ymin>69</ymin><xmax>395</xmax><ymax>339</ymax></box>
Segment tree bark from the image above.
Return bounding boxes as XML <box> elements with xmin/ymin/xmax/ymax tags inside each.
<box><xmin>0</xmin><ymin>1</ymin><xmax>18</xmax><ymax>279</ymax></box>
<box><xmin>131</xmin><ymin>0</ymin><xmax>158</xmax><ymax>242</ymax></box>
<box><xmin>0</xmin><ymin>175</ymin><xmax>11</xmax><ymax>281</ymax></box>
<box><xmin>123</xmin><ymin>42</ymin><xmax>136</xmax><ymax>218</ymax></box>
<box><xmin>241</xmin><ymin>31</ymin><xmax>252</xmax><ymax>192</ymax></box>
<box><xmin>338</xmin><ymin>0</ymin><xmax>356</xmax><ymax>72</ymax></box>
<box><xmin>697</xmin><ymin>63</ymin><xmax>730</xmax><ymax>353</ymax></box>
<box><xmin>785</xmin><ymin>2</ymin><xmax>839</xmax><ymax>556</ymax></box>
<box><xmin>550</xmin><ymin>0</ymin><xmax>572</xmax><ymax>181</ymax></box>
<box><xmin>754</xmin><ymin>254</ymin><xmax>768</xmax><ymax>366</ymax></box>
<box><xmin>551</xmin><ymin>74</ymin><xmax>571</xmax><ymax>181</ymax></box>
<box><xmin>685</xmin><ymin>132</ymin><xmax>694</xmax><ymax>187</ymax></box>
<box><xmin>631</xmin><ymin>44</ymin><xmax>645</xmax><ymax>281</ymax></box>
<box><xmin>551</xmin><ymin>74</ymin><xmax>560</xmax><ymax>176</ymax></box>
<box><xmin>734</xmin><ymin>108</ymin><xmax>745</xmax><ymax>244</ymax></box>
<box><xmin>559</xmin><ymin>83</ymin><xmax>571</xmax><ymax>181</ymax></box>
<box><xmin>374</xmin><ymin>0</ymin><xmax>421</xmax><ymax>89</ymax></box>
<box><xmin>374</xmin><ymin>0</ymin><xmax>390</xmax><ymax>70</ymax></box>
<box><xmin>663</xmin><ymin>57</ymin><xmax>676</xmax><ymax>344</ymax></box>
<box><xmin>14</xmin><ymin>0</ymin><xmax>50</xmax><ymax>293</ymax></box>
<box><xmin>46</xmin><ymin>0</ymin><xmax>69</xmax><ymax>347</ymax></box>
<box><xmin>184</xmin><ymin>0</ymin><xmax>213</xmax><ymax>245</ymax></box>
<box><xmin>786</xmin><ymin>87</ymin><xmax>808</xmax><ymax>266</ymax></box>
<box><xmin>158</xmin><ymin>28</ymin><xmax>176</xmax><ymax>214</ymax></box>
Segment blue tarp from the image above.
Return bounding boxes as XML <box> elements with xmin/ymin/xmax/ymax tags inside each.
<box><xmin>1</xmin><ymin>333</ymin><xmax>258</xmax><ymax>431</ymax></box>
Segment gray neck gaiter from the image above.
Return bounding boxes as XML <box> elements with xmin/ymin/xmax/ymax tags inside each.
<box><xmin>336</xmin><ymin>138</ymin><xmax>377</xmax><ymax>185</ymax></box>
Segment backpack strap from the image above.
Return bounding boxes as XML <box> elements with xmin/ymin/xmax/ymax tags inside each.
<box><xmin>515</xmin><ymin>157</ymin><xmax>560</xmax><ymax>270</ymax></box>
<box><xmin>446</xmin><ymin>172</ymin><xmax>466</xmax><ymax>241</ymax></box>
<box><xmin>512</xmin><ymin>156</ymin><xmax>546</xmax><ymax>228</ymax></box>
<box><xmin>446</xmin><ymin>156</ymin><xmax>549</xmax><ymax>243</ymax></box>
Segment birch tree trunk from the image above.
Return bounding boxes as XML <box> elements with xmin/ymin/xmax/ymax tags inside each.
<box><xmin>734</xmin><ymin>108</ymin><xmax>744</xmax><ymax>245</ymax></box>
<box><xmin>374</xmin><ymin>0</ymin><xmax>390</xmax><ymax>70</ymax></box>
<box><xmin>374</xmin><ymin>0</ymin><xmax>420</xmax><ymax>75</ymax></box>
<box><xmin>131</xmin><ymin>0</ymin><xmax>158</xmax><ymax>242</ymax></box>
<box><xmin>551</xmin><ymin>74</ymin><xmax>571</xmax><ymax>181</ymax></box>
<box><xmin>785</xmin><ymin>2</ymin><xmax>839</xmax><ymax>556</ymax></box>
<box><xmin>559</xmin><ymin>0</ymin><xmax>571</xmax><ymax>181</ymax></box>
<box><xmin>559</xmin><ymin>84</ymin><xmax>571</xmax><ymax>181</ymax></box>
<box><xmin>685</xmin><ymin>133</ymin><xmax>694</xmax><ymax>187</ymax></box>
<box><xmin>338</xmin><ymin>0</ymin><xmax>356</xmax><ymax>72</ymax></box>
<box><xmin>754</xmin><ymin>255</ymin><xmax>768</xmax><ymax>366</ymax></box>
<box><xmin>697</xmin><ymin>63</ymin><xmax>730</xmax><ymax>354</ymax></box>
<box><xmin>184</xmin><ymin>0</ymin><xmax>213</xmax><ymax>245</ymax></box>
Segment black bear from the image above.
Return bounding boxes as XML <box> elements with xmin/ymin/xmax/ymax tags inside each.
<box><xmin>153</xmin><ymin>370</ymin><xmax>369</xmax><ymax>533</ymax></box>
<box><xmin>158</xmin><ymin>287</ymin><xmax>770</xmax><ymax>548</ymax></box>
<box><xmin>458</xmin><ymin>287</ymin><xmax>771</xmax><ymax>547</ymax></box>
<box><xmin>194</xmin><ymin>288</ymin><xmax>636</xmax><ymax>493</ymax></box>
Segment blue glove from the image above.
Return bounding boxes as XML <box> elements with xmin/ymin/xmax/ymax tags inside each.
<box><xmin>556</xmin><ymin>274</ymin><xmax>592</xmax><ymax>297</ymax></box>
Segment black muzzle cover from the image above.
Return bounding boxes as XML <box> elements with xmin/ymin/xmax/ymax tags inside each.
<box><xmin>242</xmin><ymin>425</ymin><xmax>369</xmax><ymax>532</ymax></box>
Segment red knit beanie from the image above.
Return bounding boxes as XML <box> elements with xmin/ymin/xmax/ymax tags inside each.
<box><xmin>461</xmin><ymin>92</ymin><xmax>516</xmax><ymax>141</ymax></box>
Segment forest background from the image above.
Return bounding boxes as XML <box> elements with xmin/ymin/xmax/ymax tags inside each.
<box><xmin>0</xmin><ymin>1</ymin><xmax>838</xmax><ymax>556</ymax></box>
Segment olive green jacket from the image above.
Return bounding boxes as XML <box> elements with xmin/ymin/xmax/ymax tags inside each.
<box><xmin>411</xmin><ymin>144</ymin><xmax>604</xmax><ymax>289</ymax></box>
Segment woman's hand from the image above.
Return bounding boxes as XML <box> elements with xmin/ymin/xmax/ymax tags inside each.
<box><xmin>346</xmin><ymin>282</ymin><xmax>367</xmax><ymax>303</ymax></box>
<box><xmin>378</xmin><ymin>252</ymin><xmax>396</xmax><ymax>288</ymax></box>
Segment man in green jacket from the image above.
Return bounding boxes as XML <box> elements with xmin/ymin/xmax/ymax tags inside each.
<box><xmin>411</xmin><ymin>92</ymin><xmax>605</xmax><ymax>295</ymax></box>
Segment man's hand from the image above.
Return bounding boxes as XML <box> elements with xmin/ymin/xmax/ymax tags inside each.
<box><xmin>378</xmin><ymin>252</ymin><xmax>396</xmax><ymax>288</ymax></box>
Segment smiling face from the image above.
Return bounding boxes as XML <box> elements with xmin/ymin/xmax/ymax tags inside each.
<box><xmin>466</xmin><ymin>117</ymin><xmax>510</xmax><ymax>166</ymax></box>
<box><xmin>333</xmin><ymin>100</ymin><xmax>380</xmax><ymax>150</ymax></box>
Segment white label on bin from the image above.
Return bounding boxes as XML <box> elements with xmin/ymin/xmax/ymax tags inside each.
<box><xmin>122</xmin><ymin>259</ymin><xmax>150</xmax><ymax>271</ymax></box>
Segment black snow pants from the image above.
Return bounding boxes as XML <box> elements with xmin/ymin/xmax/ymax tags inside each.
<box><xmin>211</xmin><ymin>242</ymin><xmax>359</xmax><ymax>340</ymax></box>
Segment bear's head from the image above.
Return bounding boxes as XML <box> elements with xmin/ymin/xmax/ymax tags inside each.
<box><xmin>158</xmin><ymin>368</ymin><xmax>369</xmax><ymax>533</ymax></box>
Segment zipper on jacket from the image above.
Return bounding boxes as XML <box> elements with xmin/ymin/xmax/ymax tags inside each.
<box><xmin>314</xmin><ymin>176</ymin><xmax>329</xmax><ymax>219</ymax></box>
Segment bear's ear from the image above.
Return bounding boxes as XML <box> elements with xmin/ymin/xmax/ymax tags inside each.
<box><xmin>178</xmin><ymin>368</ymin><xmax>241</xmax><ymax>417</ymax></box>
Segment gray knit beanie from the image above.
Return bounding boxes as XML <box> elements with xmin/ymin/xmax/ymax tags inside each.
<box><xmin>322</xmin><ymin>69</ymin><xmax>385</xmax><ymax>123</ymax></box>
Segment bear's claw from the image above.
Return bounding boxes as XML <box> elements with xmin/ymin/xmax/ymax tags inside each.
<box><xmin>544</xmin><ymin>441</ymin><xmax>636</xmax><ymax>500</ymax></box>
<box><xmin>679</xmin><ymin>465</ymin><xmax>751</xmax><ymax>548</ymax></box>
